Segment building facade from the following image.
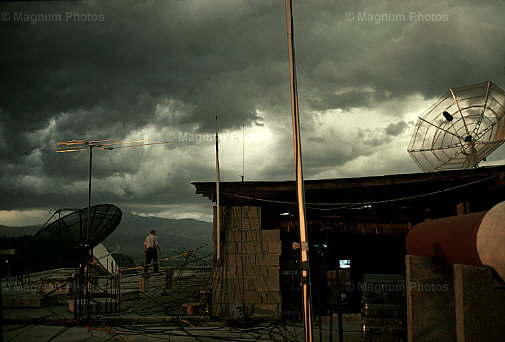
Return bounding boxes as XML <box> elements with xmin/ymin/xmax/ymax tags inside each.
<box><xmin>194</xmin><ymin>165</ymin><xmax>505</xmax><ymax>319</ymax></box>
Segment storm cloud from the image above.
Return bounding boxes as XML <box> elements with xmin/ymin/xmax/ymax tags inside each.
<box><xmin>1</xmin><ymin>0</ymin><xmax>505</xmax><ymax>225</ymax></box>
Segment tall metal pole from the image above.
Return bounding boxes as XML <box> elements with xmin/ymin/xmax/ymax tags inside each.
<box><xmin>88</xmin><ymin>144</ymin><xmax>92</xmax><ymax>242</ymax></box>
<box><xmin>285</xmin><ymin>1</ymin><xmax>313</xmax><ymax>341</ymax></box>
<box><xmin>86</xmin><ymin>143</ymin><xmax>93</xmax><ymax>320</ymax></box>
<box><xmin>216</xmin><ymin>118</ymin><xmax>221</xmax><ymax>261</ymax></box>
<box><xmin>241</xmin><ymin>124</ymin><xmax>245</xmax><ymax>182</ymax></box>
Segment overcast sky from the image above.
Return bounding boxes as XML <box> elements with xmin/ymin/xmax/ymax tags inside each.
<box><xmin>1</xmin><ymin>0</ymin><xmax>505</xmax><ymax>226</ymax></box>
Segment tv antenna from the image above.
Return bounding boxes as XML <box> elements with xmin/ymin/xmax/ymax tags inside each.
<box><xmin>241</xmin><ymin>124</ymin><xmax>245</xmax><ymax>182</ymax></box>
<box><xmin>408</xmin><ymin>81</ymin><xmax>505</xmax><ymax>172</ymax></box>
<box><xmin>215</xmin><ymin>116</ymin><xmax>221</xmax><ymax>261</ymax></box>
<box><xmin>54</xmin><ymin>138</ymin><xmax>170</xmax><ymax>320</ymax></box>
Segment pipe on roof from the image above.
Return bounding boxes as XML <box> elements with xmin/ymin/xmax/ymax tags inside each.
<box><xmin>407</xmin><ymin>201</ymin><xmax>505</xmax><ymax>282</ymax></box>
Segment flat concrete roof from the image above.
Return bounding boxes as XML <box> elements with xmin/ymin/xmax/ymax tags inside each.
<box><xmin>193</xmin><ymin>165</ymin><xmax>505</xmax><ymax>207</ymax></box>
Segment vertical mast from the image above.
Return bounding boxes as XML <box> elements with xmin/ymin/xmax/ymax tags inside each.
<box><xmin>216</xmin><ymin>116</ymin><xmax>221</xmax><ymax>261</ymax></box>
<box><xmin>87</xmin><ymin>144</ymin><xmax>92</xmax><ymax>243</ymax></box>
<box><xmin>242</xmin><ymin>124</ymin><xmax>245</xmax><ymax>182</ymax></box>
<box><xmin>285</xmin><ymin>1</ymin><xmax>313</xmax><ymax>341</ymax></box>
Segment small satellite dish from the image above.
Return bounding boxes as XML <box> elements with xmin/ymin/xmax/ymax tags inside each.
<box><xmin>408</xmin><ymin>81</ymin><xmax>505</xmax><ymax>172</ymax></box>
<box><xmin>93</xmin><ymin>243</ymin><xmax>119</xmax><ymax>275</ymax></box>
<box><xmin>34</xmin><ymin>204</ymin><xmax>122</xmax><ymax>248</ymax></box>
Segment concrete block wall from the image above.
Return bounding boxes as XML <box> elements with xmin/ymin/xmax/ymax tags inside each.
<box><xmin>211</xmin><ymin>206</ymin><xmax>282</xmax><ymax>318</ymax></box>
<box><xmin>406</xmin><ymin>255</ymin><xmax>505</xmax><ymax>342</ymax></box>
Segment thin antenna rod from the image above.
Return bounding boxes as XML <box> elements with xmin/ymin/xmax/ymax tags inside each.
<box><xmin>242</xmin><ymin>124</ymin><xmax>245</xmax><ymax>182</ymax></box>
<box><xmin>285</xmin><ymin>1</ymin><xmax>313</xmax><ymax>341</ymax></box>
<box><xmin>215</xmin><ymin>115</ymin><xmax>221</xmax><ymax>261</ymax></box>
<box><xmin>87</xmin><ymin>144</ymin><xmax>92</xmax><ymax>243</ymax></box>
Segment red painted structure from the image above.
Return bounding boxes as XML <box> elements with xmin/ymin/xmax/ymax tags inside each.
<box><xmin>407</xmin><ymin>201</ymin><xmax>505</xmax><ymax>282</ymax></box>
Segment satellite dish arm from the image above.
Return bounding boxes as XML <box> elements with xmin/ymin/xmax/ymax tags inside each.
<box><xmin>450</xmin><ymin>88</ymin><xmax>471</xmax><ymax>137</ymax></box>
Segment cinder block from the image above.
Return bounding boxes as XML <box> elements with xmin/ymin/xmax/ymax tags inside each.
<box><xmin>225</xmin><ymin>254</ymin><xmax>256</xmax><ymax>267</ymax></box>
<box><xmin>225</xmin><ymin>241</ymin><xmax>281</xmax><ymax>254</ymax></box>
<box><xmin>243</xmin><ymin>265</ymin><xmax>280</xmax><ymax>279</ymax></box>
<box><xmin>225</xmin><ymin>265</ymin><xmax>274</xmax><ymax>279</ymax></box>
<box><xmin>227</xmin><ymin>220</ymin><xmax>260</xmax><ymax>231</ymax></box>
<box><xmin>243</xmin><ymin>242</ymin><xmax>261</xmax><ymax>254</ymax></box>
<box><xmin>226</xmin><ymin>221</ymin><xmax>260</xmax><ymax>232</ymax></box>
<box><xmin>212</xmin><ymin>301</ymin><xmax>227</xmax><ymax>317</ymax></box>
<box><xmin>234</xmin><ymin>241</ymin><xmax>281</xmax><ymax>254</ymax></box>
<box><xmin>225</xmin><ymin>230</ymin><xmax>264</xmax><ymax>242</ymax></box>
<box><xmin>224</xmin><ymin>242</ymin><xmax>243</xmax><ymax>254</ymax></box>
<box><xmin>225</xmin><ymin>206</ymin><xmax>261</xmax><ymax>219</ymax></box>
<box><xmin>251</xmin><ymin>303</ymin><xmax>280</xmax><ymax>318</ymax></box>
<box><xmin>243</xmin><ymin>217</ymin><xmax>261</xmax><ymax>231</ymax></box>
<box><xmin>224</xmin><ymin>242</ymin><xmax>255</xmax><ymax>254</ymax></box>
<box><xmin>224</xmin><ymin>230</ymin><xmax>246</xmax><ymax>242</ymax></box>
<box><xmin>246</xmin><ymin>278</ymin><xmax>280</xmax><ymax>292</ymax></box>
<box><xmin>262</xmin><ymin>266</ymin><xmax>280</xmax><ymax>279</ymax></box>
<box><xmin>224</xmin><ymin>206</ymin><xmax>261</xmax><ymax>229</ymax></box>
<box><xmin>261</xmin><ymin>230</ymin><xmax>280</xmax><ymax>241</ymax></box>
<box><xmin>225</xmin><ymin>232</ymin><xmax>244</xmax><ymax>244</ymax></box>
<box><xmin>224</xmin><ymin>254</ymin><xmax>239</xmax><ymax>267</ymax></box>
<box><xmin>263</xmin><ymin>241</ymin><xmax>282</xmax><ymax>254</ymax></box>
<box><xmin>213</xmin><ymin>290</ymin><xmax>240</xmax><ymax>304</ymax></box>
<box><xmin>227</xmin><ymin>206</ymin><xmax>261</xmax><ymax>219</ymax></box>
<box><xmin>243</xmin><ymin>290</ymin><xmax>262</xmax><ymax>304</ymax></box>
<box><xmin>222</xmin><ymin>277</ymin><xmax>246</xmax><ymax>293</ymax></box>
<box><xmin>219</xmin><ymin>266</ymin><xmax>238</xmax><ymax>278</ymax></box>
<box><xmin>244</xmin><ymin>230</ymin><xmax>262</xmax><ymax>241</ymax></box>
<box><xmin>246</xmin><ymin>206</ymin><xmax>261</xmax><ymax>218</ymax></box>
<box><xmin>261</xmin><ymin>291</ymin><xmax>282</xmax><ymax>304</ymax></box>
<box><xmin>257</xmin><ymin>254</ymin><xmax>279</xmax><ymax>266</ymax></box>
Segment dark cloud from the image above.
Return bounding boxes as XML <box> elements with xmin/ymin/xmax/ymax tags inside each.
<box><xmin>385</xmin><ymin>121</ymin><xmax>408</xmax><ymax>136</ymax></box>
<box><xmin>1</xmin><ymin>0</ymin><xmax>505</xmax><ymax>224</ymax></box>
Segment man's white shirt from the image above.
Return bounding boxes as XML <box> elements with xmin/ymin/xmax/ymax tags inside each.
<box><xmin>144</xmin><ymin>234</ymin><xmax>158</xmax><ymax>248</ymax></box>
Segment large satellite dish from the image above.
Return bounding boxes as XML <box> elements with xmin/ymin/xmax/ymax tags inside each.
<box><xmin>408</xmin><ymin>81</ymin><xmax>505</xmax><ymax>172</ymax></box>
<box><xmin>34</xmin><ymin>204</ymin><xmax>122</xmax><ymax>248</ymax></box>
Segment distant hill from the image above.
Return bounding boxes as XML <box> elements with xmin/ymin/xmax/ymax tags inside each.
<box><xmin>0</xmin><ymin>224</ymin><xmax>40</xmax><ymax>237</ymax></box>
<box><xmin>102</xmin><ymin>212</ymin><xmax>213</xmax><ymax>261</ymax></box>
<box><xmin>0</xmin><ymin>213</ymin><xmax>213</xmax><ymax>262</ymax></box>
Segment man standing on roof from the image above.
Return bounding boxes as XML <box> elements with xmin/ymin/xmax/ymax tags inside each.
<box><xmin>144</xmin><ymin>229</ymin><xmax>161</xmax><ymax>273</ymax></box>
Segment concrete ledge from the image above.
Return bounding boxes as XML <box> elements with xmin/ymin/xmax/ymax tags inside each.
<box><xmin>405</xmin><ymin>255</ymin><xmax>456</xmax><ymax>342</ymax></box>
<box><xmin>454</xmin><ymin>264</ymin><xmax>505</xmax><ymax>342</ymax></box>
<box><xmin>2</xmin><ymin>293</ymin><xmax>57</xmax><ymax>308</ymax></box>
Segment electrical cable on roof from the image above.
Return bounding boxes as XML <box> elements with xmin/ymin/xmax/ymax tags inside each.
<box><xmin>221</xmin><ymin>172</ymin><xmax>504</xmax><ymax>210</ymax></box>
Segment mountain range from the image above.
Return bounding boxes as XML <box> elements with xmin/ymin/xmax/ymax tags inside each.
<box><xmin>0</xmin><ymin>212</ymin><xmax>213</xmax><ymax>262</ymax></box>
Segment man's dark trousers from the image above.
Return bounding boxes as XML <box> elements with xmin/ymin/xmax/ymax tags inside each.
<box><xmin>144</xmin><ymin>247</ymin><xmax>158</xmax><ymax>273</ymax></box>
